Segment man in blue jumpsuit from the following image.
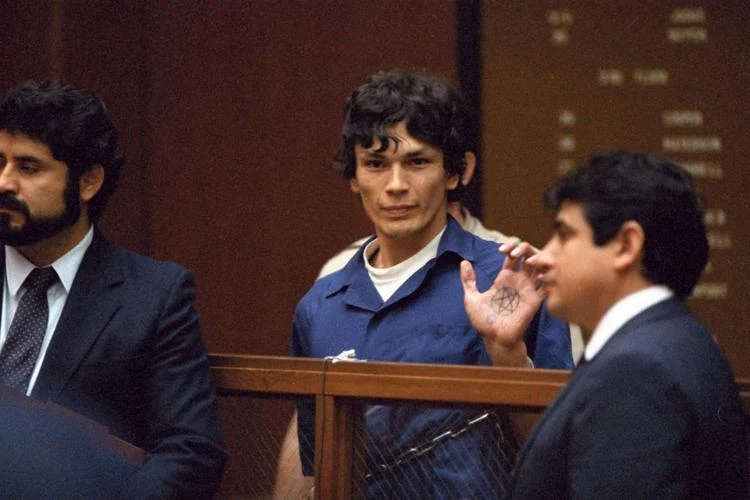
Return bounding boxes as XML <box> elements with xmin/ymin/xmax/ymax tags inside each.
<box><xmin>291</xmin><ymin>69</ymin><xmax>572</xmax><ymax>498</ymax></box>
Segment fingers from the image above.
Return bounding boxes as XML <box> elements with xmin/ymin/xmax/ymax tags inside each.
<box><xmin>499</xmin><ymin>242</ymin><xmax>544</xmax><ymax>287</ymax></box>
<box><xmin>500</xmin><ymin>241</ymin><xmax>535</xmax><ymax>273</ymax></box>
<box><xmin>499</xmin><ymin>241</ymin><xmax>537</xmax><ymax>259</ymax></box>
<box><xmin>526</xmin><ymin>253</ymin><xmax>548</xmax><ymax>284</ymax></box>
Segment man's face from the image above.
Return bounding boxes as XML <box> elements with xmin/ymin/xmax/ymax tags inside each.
<box><xmin>0</xmin><ymin>131</ymin><xmax>81</xmax><ymax>247</ymax></box>
<box><xmin>350</xmin><ymin>121</ymin><xmax>458</xmax><ymax>250</ymax></box>
<box><xmin>534</xmin><ymin>201</ymin><xmax>617</xmax><ymax>331</ymax></box>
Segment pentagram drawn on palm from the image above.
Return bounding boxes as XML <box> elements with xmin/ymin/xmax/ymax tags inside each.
<box><xmin>490</xmin><ymin>286</ymin><xmax>521</xmax><ymax>316</ymax></box>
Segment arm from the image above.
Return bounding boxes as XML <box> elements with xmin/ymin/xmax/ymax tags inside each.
<box><xmin>461</xmin><ymin>242</ymin><xmax>543</xmax><ymax>367</ymax></box>
<box><xmin>124</xmin><ymin>269</ymin><xmax>227</xmax><ymax>498</ymax></box>
<box><xmin>274</xmin><ymin>412</ymin><xmax>314</xmax><ymax>499</ymax></box>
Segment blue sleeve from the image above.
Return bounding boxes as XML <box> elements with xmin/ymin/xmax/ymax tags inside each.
<box><xmin>291</xmin><ymin>299</ymin><xmax>316</xmax><ymax>476</ymax></box>
<box><xmin>524</xmin><ymin>303</ymin><xmax>573</xmax><ymax>369</ymax></box>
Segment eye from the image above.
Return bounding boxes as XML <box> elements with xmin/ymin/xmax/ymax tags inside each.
<box><xmin>552</xmin><ymin>223</ymin><xmax>571</xmax><ymax>243</ymax></box>
<box><xmin>363</xmin><ymin>159</ymin><xmax>384</xmax><ymax>168</ymax></box>
<box><xmin>557</xmin><ymin>227</ymin><xmax>573</xmax><ymax>243</ymax></box>
<box><xmin>18</xmin><ymin>161</ymin><xmax>40</xmax><ymax>174</ymax></box>
<box><xmin>408</xmin><ymin>157</ymin><xmax>429</xmax><ymax>166</ymax></box>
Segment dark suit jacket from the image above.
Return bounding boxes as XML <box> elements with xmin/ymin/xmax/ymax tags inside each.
<box><xmin>508</xmin><ymin>297</ymin><xmax>747</xmax><ymax>499</ymax></box>
<box><xmin>2</xmin><ymin>230</ymin><xmax>227</xmax><ymax>498</ymax></box>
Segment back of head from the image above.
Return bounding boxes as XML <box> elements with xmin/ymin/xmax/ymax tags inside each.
<box><xmin>545</xmin><ymin>150</ymin><xmax>708</xmax><ymax>299</ymax></box>
<box><xmin>0</xmin><ymin>80</ymin><xmax>124</xmax><ymax>222</ymax></box>
<box><xmin>334</xmin><ymin>69</ymin><xmax>470</xmax><ymax>201</ymax></box>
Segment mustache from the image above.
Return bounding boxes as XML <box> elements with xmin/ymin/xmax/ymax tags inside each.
<box><xmin>0</xmin><ymin>193</ymin><xmax>30</xmax><ymax>217</ymax></box>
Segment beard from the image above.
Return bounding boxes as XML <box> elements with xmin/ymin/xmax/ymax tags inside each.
<box><xmin>0</xmin><ymin>181</ymin><xmax>81</xmax><ymax>247</ymax></box>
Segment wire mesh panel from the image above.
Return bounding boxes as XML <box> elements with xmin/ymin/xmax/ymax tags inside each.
<box><xmin>221</xmin><ymin>396</ymin><xmax>522</xmax><ymax>499</ymax></box>
<box><xmin>346</xmin><ymin>404</ymin><xmax>520</xmax><ymax>499</ymax></box>
<box><xmin>209</xmin><ymin>355</ymin><xmax>573</xmax><ymax>498</ymax></box>
<box><xmin>217</xmin><ymin>396</ymin><xmax>314</xmax><ymax>499</ymax></box>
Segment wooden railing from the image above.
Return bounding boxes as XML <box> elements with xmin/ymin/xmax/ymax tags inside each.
<box><xmin>210</xmin><ymin>354</ymin><xmax>750</xmax><ymax>499</ymax></box>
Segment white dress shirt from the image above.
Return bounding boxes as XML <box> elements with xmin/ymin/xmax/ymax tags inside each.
<box><xmin>584</xmin><ymin>285</ymin><xmax>674</xmax><ymax>362</ymax></box>
<box><xmin>0</xmin><ymin>226</ymin><xmax>94</xmax><ymax>395</ymax></box>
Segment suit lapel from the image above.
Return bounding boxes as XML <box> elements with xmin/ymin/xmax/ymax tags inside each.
<box><xmin>517</xmin><ymin>298</ymin><xmax>684</xmax><ymax>455</ymax></box>
<box><xmin>610</xmin><ymin>297</ymin><xmax>686</xmax><ymax>341</ymax></box>
<box><xmin>0</xmin><ymin>249</ymin><xmax>5</xmax><ymax>328</ymax></box>
<box><xmin>31</xmin><ymin>232</ymin><xmax>125</xmax><ymax>401</ymax></box>
<box><xmin>514</xmin><ymin>360</ymin><xmax>587</xmax><ymax>457</ymax></box>
<box><xmin>509</xmin><ymin>297</ymin><xmax>688</xmax><ymax>492</ymax></box>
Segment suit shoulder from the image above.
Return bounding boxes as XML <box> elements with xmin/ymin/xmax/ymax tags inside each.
<box><xmin>617</xmin><ymin>308</ymin><xmax>717</xmax><ymax>360</ymax></box>
<box><xmin>106</xmin><ymin>243</ymin><xmax>192</xmax><ymax>284</ymax></box>
<box><xmin>598</xmin><ymin>309</ymin><xmax>734</xmax><ymax>393</ymax></box>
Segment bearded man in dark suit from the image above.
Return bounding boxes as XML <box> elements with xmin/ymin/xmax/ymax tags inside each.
<box><xmin>0</xmin><ymin>81</ymin><xmax>226</xmax><ymax>498</ymax></box>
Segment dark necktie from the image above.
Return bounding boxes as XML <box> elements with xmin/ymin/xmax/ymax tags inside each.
<box><xmin>0</xmin><ymin>267</ymin><xmax>58</xmax><ymax>392</ymax></box>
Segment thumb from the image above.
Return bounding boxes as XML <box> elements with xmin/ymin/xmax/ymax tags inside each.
<box><xmin>460</xmin><ymin>260</ymin><xmax>477</xmax><ymax>294</ymax></box>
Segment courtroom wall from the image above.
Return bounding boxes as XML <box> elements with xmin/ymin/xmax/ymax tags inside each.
<box><xmin>0</xmin><ymin>0</ymin><xmax>458</xmax><ymax>357</ymax></box>
<box><xmin>481</xmin><ymin>1</ymin><xmax>749</xmax><ymax>376</ymax></box>
<box><xmin>2</xmin><ymin>1</ymin><xmax>747</xmax><ymax>377</ymax></box>
<box><xmin>0</xmin><ymin>0</ymin><xmax>149</xmax><ymax>251</ymax></box>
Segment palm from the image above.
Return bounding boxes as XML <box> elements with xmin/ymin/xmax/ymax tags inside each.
<box><xmin>461</xmin><ymin>244</ymin><xmax>544</xmax><ymax>365</ymax></box>
<box><xmin>464</xmin><ymin>266</ymin><xmax>542</xmax><ymax>346</ymax></box>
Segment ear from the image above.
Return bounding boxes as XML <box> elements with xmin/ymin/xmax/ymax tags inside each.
<box><xmin>461</xmin><ymin>151</ymin><xmax>477</xmax><ymax>187</ymax></box>
<box><xmin>446</xmin><ymin>171</ymin><xmax>460</xmax><ymax>191</ymax></box>
<box><xmin>349</xmin><ymin>177</ymin><xmax>360</xmax><ymax>194</ymax></box>
<box><xmin>79</xmin><ymin>164</ymin><xmax>105</xmax><ymax>203</ymax></box>
<box><xmin>612</xmin><ymin>220</ymin><xmax>645</xmax><ymax>272</ymax></box>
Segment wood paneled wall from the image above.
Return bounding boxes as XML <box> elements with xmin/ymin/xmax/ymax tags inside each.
<box><xmin>0</xmin><ymin>0</ymin><xmax>459</xmax><ymax>355</ymax></box>
<box><xmin>481</xmin><ymin>1</ymin><xmax>750</xmax><ymax>377</ymax></box>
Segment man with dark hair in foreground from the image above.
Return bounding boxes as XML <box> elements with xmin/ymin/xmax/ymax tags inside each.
<box><xmin>463</xmin><ymin>150</ymin><xmax>747</xmax><ymax>498</ymax></box>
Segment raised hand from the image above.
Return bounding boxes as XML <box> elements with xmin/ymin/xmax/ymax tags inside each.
<box><xmin>461</xmin><ymin>242</ymin><xmax>544</xmax><ymax>367</ymax></box>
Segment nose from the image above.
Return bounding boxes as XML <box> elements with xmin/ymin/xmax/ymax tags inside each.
<box><xmin>531</xmin><ymin>239</ymin><xmax>556</xmax><ymax>273</ymax></box>
<box><xmin>385</xmin><ymin>164</ymin><xmax>408</xmax><ymax>193</ymax></box>
<box><xmin>0</xmin><ymin>167</ymin><xmax>19</xmax><ymax>193</ymax></box>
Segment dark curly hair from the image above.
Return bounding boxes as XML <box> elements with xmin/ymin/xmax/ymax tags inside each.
<box><xmin>334</xmin><ymin>69</ymin><xmax>471</xmax><ymax>202</ymax></box>
<box><xmin>0</xmin><ymin>80</ymin><xmax>124</xmax><ymax>222</ymax></box>
<box><xmin>545</xmin><ymin>150</ymin><xmax>708</xmax><ymax>299</ymax></box>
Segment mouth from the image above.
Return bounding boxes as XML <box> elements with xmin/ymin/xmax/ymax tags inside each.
<box><xmin>532</xmin><ymin>277</ymin><xmax>552</xmax><ymax>300</ymax></box>
<box><xmin>536</xmin><ymin>275</ymin><xmax>554</xmax><ymax>290</ymax></box>
<box><xmin>0</xmin><ymin>195</ymin><xmax>29</xmax><ymax>216</ymax></box>
<box><xmin>0</xmin><ymin>207</ymin><xmax>20</xmax><ymax>217</ymax></box>
<box><xmin>381</xmin><ymin>205</ymin><xmax>415</xmax><ymax>217</ymax></box>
